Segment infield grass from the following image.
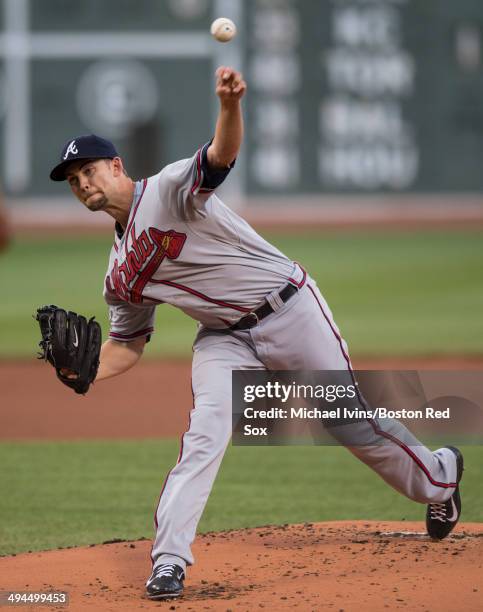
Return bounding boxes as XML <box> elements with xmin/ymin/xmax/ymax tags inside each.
<box><xmin>1</xmin><ymin>229</ymin><xmax>482</xmax><ymax>358</ymax></box>
<box><xmin>1</xmin><ymin>440</ymin><xmax>482</xmax><ymax>556</ymax></box>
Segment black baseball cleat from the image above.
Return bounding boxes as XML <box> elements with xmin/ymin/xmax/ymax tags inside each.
<box><xmin>426</xmin><ymin>446</ymin><xmax>464</xmax><ymax>540</ymax></box>
<box><xmin>145</xmin><ymin>563</ymin><xmax>185</xmax><ymax>600</ymax></box>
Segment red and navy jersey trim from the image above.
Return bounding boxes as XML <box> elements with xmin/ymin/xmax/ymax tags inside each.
<box><xmin>191</xmin><ymin>147</ymin><xmax>204</xmax><ymax>195</ymax></box>
<box><xmin>124</xmin><ymin>178</ymin><xmax>148</xmax><ymax>257</ymax></box>
<box><xmin>110</xmin><ymin>181</ymin><xmax>148</xmax><ymax>256</ymax></box>
<box><xmin>288</xmin><ymin>263</ymin><xmax>307</xmax><ymax>289</ymax></box>
<box><xmin>149</xmin><ymin>278</ymin><xmax>252</xmax><ymax>313</ymax></box>
<box><xmin>109</xmin><ymin>326</ymin><xmax>154</xmax><ymax>340</ymax></box>
<box><xmin>146</xmin><ymin>264</ymin><xmax>306</xmax><ymax>316</ymax></box>
<box><xmin>191</xmin><ymin>141</ymin><xmax>235</xmax><ymax>195</ymax></box>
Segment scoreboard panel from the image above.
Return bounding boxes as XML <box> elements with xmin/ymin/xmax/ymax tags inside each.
<box><xmin>244</xmin><ymin>0</ymin><xmax>483</xmax><ymax>194</ymax></box>
<box><xmin>2</xmin><ymin>0</ymin><xmax>483</xmax><ymax>197</ymax></box>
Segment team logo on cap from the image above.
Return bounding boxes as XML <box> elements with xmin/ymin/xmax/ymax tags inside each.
<box><xmin>63</xmin><ymin>140</ymin><xmax>79</xmax><ymax>160</ymax></box>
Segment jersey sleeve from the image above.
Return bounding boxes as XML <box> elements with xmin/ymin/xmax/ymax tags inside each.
<box><xmin>104</xmin><ymin>291</ymin><xmax>156</xmax><ymax>342</ymax></box>
<box><xmin>159</xmin><ymin>141</ymin><xmax>235</xmax><ymax>219</ymax></box>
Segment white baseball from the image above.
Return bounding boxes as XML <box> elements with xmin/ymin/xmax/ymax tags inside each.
<box><xmin>210</xmin><ymin>17</ymin><xmax>237</xmax><ymax>43</ymax></box>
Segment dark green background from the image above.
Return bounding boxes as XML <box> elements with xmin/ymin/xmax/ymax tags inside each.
<box><xmin>2</xmin><ymin>0</ymin><xmax>483</xmax><ymax>195</ymax></box>
<box><xmin>245</xmin><ymin>0</ymin><xmax>483</xmax><ymax>194</ymax></box>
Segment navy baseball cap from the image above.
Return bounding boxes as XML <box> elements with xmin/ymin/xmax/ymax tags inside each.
<box><xmin>50</xmin><ymin>134</ymin><xmax>119</xmax><ymax>181</ymax></box>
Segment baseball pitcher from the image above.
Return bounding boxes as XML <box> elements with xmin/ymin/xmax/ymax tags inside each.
<box><xmin>40</xmin><ymin>66</ymin><xmax>463</xmax><ymax>601</ymax></box>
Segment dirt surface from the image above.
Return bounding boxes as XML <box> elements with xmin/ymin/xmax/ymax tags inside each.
<box><xmin>1</xmin><ymin>521</ymin><xmax>482</xmax><ymax>611</ymax></box>
<box><xmin>0</xmin><ymin>360</ymin><xmax>193</xmax><ymax>440</ymax></box>
<box><xmin>1</xmin><ymin>357</ymin><xmax>482</xmax><ymax>440</ymax></box>
<box><xmin>2</xmin><ymin>358</ymin><xmax>482</xmax><ymax>611</ymax></box>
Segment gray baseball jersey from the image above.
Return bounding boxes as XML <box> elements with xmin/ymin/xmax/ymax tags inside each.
<box><xmin>104</xmin><ymin>142</ymin><xmax>302</xmax><ymax>336</ymax></box>
<box><xmin>102</xmin><ymin>143</ymin><xmax>459</xmax><ymax>574</ymax></box>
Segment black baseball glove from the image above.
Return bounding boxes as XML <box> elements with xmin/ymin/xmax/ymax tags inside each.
<box><xmin>35</xmin><ymin>305</ymin><xmax>102</xmax><ymax>395</ymax></box>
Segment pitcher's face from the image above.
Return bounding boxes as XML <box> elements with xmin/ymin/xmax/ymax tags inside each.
<box><xmin>65</xmin><ymin>158</ymin><xmax>120</xmax><ymax>211</ymax></box>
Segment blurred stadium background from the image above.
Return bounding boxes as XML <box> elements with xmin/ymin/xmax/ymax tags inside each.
<box><xmin>0</xmin><ymin>0</ymin><xmax>482</xmax><ymax>556</ymax></box>
<box><xmin>1</xmin><ymin>0</ymin><xmax>482</xmax><ymax>358</ymax></box>
<box><xmin>3</xmin><ymin>0</ymin><xmax>483</xmax><ymax>221</ymax></box>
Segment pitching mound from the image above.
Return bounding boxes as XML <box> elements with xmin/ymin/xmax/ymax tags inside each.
<box><xmin>1</xmin><ymin>522</ymin><xmax>482</xmax><ymax>611</ymax></box>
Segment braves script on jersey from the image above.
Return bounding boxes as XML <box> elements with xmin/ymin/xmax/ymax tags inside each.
<box><xmin>104</xmin><ymin>142</ymin><xmax>304</xmax><ymax>338</ymax></box>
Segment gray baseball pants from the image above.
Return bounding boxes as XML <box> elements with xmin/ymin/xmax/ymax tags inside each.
<box><xmin>150</xmin><ymin>279</ymin><xmax>458</xmax><ymax>570</ymax></box>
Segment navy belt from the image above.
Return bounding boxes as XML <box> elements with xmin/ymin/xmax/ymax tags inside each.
<box><xmin>230</xmin><ymin>283</ymin><xmax>299</xmax><ymax>331</ymax></box>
